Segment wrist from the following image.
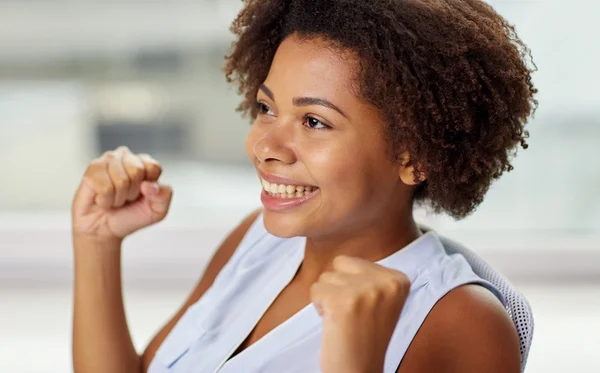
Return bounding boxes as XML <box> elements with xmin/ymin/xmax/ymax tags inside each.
<box><xmin>73</xmin><ymin>234</ymin><xmax>123</xmax><ymax>250</ymax></box>
<box><xmin>72</xmin><ymin>234</ymin><xmax>124</xmax><ymax>266</ymax></box>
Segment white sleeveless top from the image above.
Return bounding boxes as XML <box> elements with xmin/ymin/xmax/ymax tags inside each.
<box><xmin>148</xmin><ymin>214</ymin><xmax>504</xmax><ymax>373</ymax></box>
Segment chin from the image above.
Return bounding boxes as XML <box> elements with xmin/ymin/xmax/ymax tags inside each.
<box><xmin>262</xmin><ymin>210</ymin><xmax>307</xmax><ymax>238</ymax></box>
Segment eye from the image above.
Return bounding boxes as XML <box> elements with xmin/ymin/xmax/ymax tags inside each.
<box><xmin>304</xmin><ymin>116</ymin><xmax>330</xmax><ymax>130</ymax></box>
<box><xmin>255</xmin><ymin>101</ymin><xmax>275</xmax><ymax>116</ymax></box>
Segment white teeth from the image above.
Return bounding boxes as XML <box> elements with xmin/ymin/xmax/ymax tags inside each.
<box><xmin>260</xmin><ymin>178</ymin><xmax>317</xmax><ymax>199</ymax></box>
<box><xmin>262</xmin><ymin>180</ymin><xmax>270</xmax><ymax>191</ymax></box>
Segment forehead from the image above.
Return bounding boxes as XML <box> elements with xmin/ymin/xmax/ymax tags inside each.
<box><xmin>265</xmin><ymin>34</ymin><xmax>359</xmax><ymax>99</ymax></box>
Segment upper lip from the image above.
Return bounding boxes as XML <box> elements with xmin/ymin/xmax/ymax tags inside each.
<box><xmin>257</xmin><ymin>169</ymin><xmax>316</xmax><ymax>187</ymax></box>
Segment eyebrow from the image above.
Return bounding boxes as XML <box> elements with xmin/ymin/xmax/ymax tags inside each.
<box><xmin>259</xmin><ymin>84</ymin><xmax>349</xmax><ymax>119</ymax></box>
<box><xmin>259</xmin><ymin>84</ymin><xmax>276</xmax><ymax>101</ymax></box>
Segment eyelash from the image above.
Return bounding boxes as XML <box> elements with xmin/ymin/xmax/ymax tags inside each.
<box><xmin>254</xmin><ymin>101</ymin><xmax>331</xmax><ymax>131</ymax></box>
<box><xmin>255</xmin><ymin>101</ymin><xmax>274</xmax><ymax>116</ymax></box>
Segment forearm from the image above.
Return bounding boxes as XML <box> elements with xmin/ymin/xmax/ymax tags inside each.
<box><xmin>72</xmin><ymin>236</ymin><xmax>141</xmax><ymax>373</ymax></box>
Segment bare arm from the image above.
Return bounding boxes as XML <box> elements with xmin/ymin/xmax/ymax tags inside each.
<box><xmin>72</xmin><ymin>208</ymin><xmax>261</xmax><ymax>373</ymax></box>
<box><xmin>398</xmin><ymin>284</ymin><xmax>521</xmax><ymax>373</ymax></box>
<box><xmin>70</xmin><ymin>146</ymin><xmax>261</xmax><ymax>373</ymax></box>
<box><xmin>72</xmin><ymin>236</ymin><xmax>141</xmax><ymax>373</ymax></box>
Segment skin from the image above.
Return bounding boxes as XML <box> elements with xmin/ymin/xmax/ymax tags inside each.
<box><xmin>242</xmin><ymin>34</ymin><xmax>422</xmax><ymax>372</ymax></box>
<box><xmin>71</xmin><ymin>34</ymin><xmax>521</xmax><ymax>373</ymax></box>
<box><xmin>72</xmin><ymin>147</ymin><xmax>170</xmax><ymax>373</ymax></box>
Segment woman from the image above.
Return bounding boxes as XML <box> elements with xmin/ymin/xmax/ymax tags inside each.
<box><xmin>71</xmin><ymin>0</ymin><xmax>537</xmax><ymax>372</ymax></box>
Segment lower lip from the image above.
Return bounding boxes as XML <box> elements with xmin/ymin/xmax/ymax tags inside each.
<box><xmin>260</xmin><ymin>188</ymin><xmax>320</xmax><ymax>212</ymax></box>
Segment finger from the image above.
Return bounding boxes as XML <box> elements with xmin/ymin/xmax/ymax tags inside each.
<box><xmin>331</xmin><ymin>255</ymin><xmax>371</xmax><ymax>274</ymax></box>
<box><xmin>310</xmin><ymin>281</ymin><xmax>340</xmax><ymax>317</ymax></box>
<box><xmin>313</xmin><ymin>302</ymin><xmax>325</xmax><ymax>317</ymax></box>
<box><xmin>106</xmin><ymin>152</ymin><xmax>130</xmax><ymax>208</ymax></box>
<box><xmin>81</xmin><ymin>159</ymin><xmax>115</xmax><ymax>210</ymax></box>
<box><xmin>140</xmin><ymin>181</ymin><xmax>173</xmax><ymax>217</ymax></box>
<box><xmin>122</xmin><ymin>151</ymin><xmax>146</xmax><ymax>202</ymax></box>
<box><xmin>115</xmin><ymin>145</ymin><xmax>131</xmax><ymax>154</ymax></box>
<box><xmin>138</xmin><ymin>153</ymin><xmax>162</xmax><ymax>181</ymax></box>
<box><xmin>318</xmin><ymin>271</ymin><xmax>359</xmax><ymax>287</ymax></box>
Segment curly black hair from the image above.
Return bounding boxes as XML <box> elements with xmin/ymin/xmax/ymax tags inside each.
<box><xmin>224</xmin><ymin>0</ymin><xmax>537</xmax><ymax>219</ymax></box>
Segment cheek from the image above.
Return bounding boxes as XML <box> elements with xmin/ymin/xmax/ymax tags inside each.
<box><xmin>307</xmin><ymin>141</ymin><xmax>376</xmax><ymax>200</ymax></box>
<box><xmin>305</xmin><ymin>136</ymin><xmax>394</xmax><ymax>213</ymax></box>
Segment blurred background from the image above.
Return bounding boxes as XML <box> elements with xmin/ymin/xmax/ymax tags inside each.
<box><xmin>0</xmin><ymin>0</ymin><xmax>598</xmax><ymax>372</ymax></box>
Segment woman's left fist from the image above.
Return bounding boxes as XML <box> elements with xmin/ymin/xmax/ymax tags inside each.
<box><xmin>310</xmin><ymin>255</ymin><xmax>411</xmax><ymax>373</ymax></box>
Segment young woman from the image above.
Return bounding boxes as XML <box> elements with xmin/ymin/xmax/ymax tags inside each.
<box><xmin>71</xmin><ymin>1</ymin><xmax>537</xmax><ymax>372</ymax></box>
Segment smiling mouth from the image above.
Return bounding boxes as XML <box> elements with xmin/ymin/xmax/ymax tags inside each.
<box><xmin>260</xmin><ymin>177</ymin><xmax>319</xmax><ymax>199</ymax></box>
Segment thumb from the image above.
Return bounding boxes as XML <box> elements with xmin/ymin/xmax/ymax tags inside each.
<box><xmin>140</xmin><ymin>181</ymin><xmax>173</xmax><ymax>216</ymax></box>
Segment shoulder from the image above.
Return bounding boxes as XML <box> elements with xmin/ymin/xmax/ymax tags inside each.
<box><xmin>398</xmin><ymin>284</ymin><xmax>521</xmax><ymax>373</ymax></box>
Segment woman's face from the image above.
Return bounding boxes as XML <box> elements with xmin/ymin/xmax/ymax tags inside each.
<box><xmin>246</xmin><ymin>34</ymin><xmax>412</xmax><ymax>239</ymax></box>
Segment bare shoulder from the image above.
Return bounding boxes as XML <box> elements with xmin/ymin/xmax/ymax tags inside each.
<box><xmin>141</xmin><ymin>208</ymin><xmax>263</xmax><ymax>370</ymax></box>
<box><xmin>398</xmin><ymin>284</ymin><xmax>521</xmax><ymax>373</ymax></box>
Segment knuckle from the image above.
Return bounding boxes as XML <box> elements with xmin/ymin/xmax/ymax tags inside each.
<box><xmin>365</xmin><ymin>288</ymin><xmax>382</xmax><ymax>304</ymax></box>
<box><xmin>147</xmin><ymin>164</ymin><xmax>163</xmax><ymax>177</ymax></box>
<box><xmin>138</xmin><ymin>152</ymin><xmax>155</xmax><ymax>159</ymax></box>
<box><xmin>343</xmin><ymin>294</ymin><xmax>361</xmax><ymax>312</ymax></box>
<box><xmin>89</xmin><ymin>158</ymin><xmax>105</xmax><ymax>166</ymax></box>
<box><xmin>102</xmin><ymin>151</ymin><xmax>116</xmax><ymax>159</ymax></box>
<box><xmin>388</xmin><ymin>274</ymin><xmax>410</xmax><ymax>295</ymax></box>
<box><xmin>397</xmin><ymin>271</ymin><xmax>411</xmax><ymax>286</ymax></box>
<box><xmin>332</xmin><ymin>255</ymin><xmax>349</xmax><ymax>268</ymax></box>
<box><xmin>86</xmin><ymin>159</ymin><xmax>105</xmax><ymax>173</ymax></box>
<box><xmin>81</xmin><ymin>175</ymin><xmax>96</xmax><ymax>188</ymax></box>
<box><xmin>138</xmin><ymin>154</ymin><xmax>162</xmax><ymax>170</ymax></box>
<box><xmin>113</xmin><ymin>177</ymin><xmax>130</xmax><ymax>190</ymax></box>
<box><xmin>129</xmin><ymin>166</ymin><xmax>145</xmax><ymax>182</ymax></box>
<box><xmin>385</xmin><ymin>278</ymin><xmax>403</xmax><ymax>294</ymax></box>
<box><xmin>99</xmin><ymin>183</ymin><xmax>115</xmax><ymax>196</ymax></box>
<box><xmin>147</xmin><ymin>163</ymin><xmax>162</xmax><ymax>172</ymax></box>
<box><xmin>82</xmin><ymin>173</ymin><xmax>114</xmax><ymax>196</ymax></box>
<box><xmin>138</xmin><ymin>153</ymin><xmax>155</xmax><ymax>163</ymax></box>
<box><xmin>317</xmin><ymin>271</ymin><xmax>331</xmax><ymax>283</ymax></box>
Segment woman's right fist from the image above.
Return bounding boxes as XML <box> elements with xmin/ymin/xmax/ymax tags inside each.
<box><xmin>72</xmin><ymin>146</ymin><xmax>173</xmax><ymax>241</ymax></box>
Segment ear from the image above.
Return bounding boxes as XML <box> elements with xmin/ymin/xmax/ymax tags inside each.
<box><xmin>398</xmin><ymin>152</ymin><xmax>426</xmax><ymax>186</ymax></box>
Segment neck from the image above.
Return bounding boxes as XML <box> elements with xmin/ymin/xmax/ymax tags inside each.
<box><xmin>296</xmin><ymin>208</ymin><xmax>421</xmax><ymax>286</ymax></box>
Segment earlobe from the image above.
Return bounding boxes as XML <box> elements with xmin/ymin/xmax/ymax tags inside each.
<box><xmin>398</xmin><ymin>152</ymin><xmax>426</xmax><ymax>186</ymax></box>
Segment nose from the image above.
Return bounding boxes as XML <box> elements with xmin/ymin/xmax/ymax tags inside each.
<box><xmin>253</xmin><ymin>121</ymin><xmax>296</xmax><ymax>165</ymax></box>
